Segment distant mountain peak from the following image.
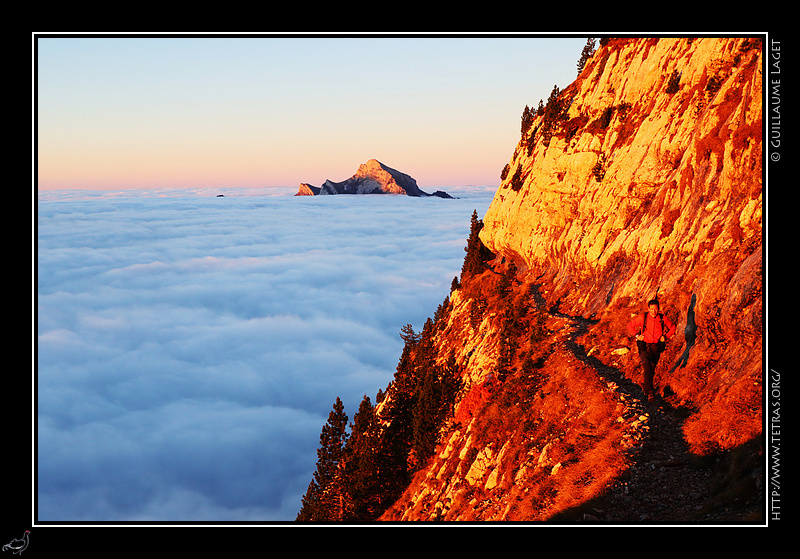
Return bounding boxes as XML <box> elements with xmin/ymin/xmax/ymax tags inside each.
<box><xmin>295</xmin><ymin>159</ymin><xmax>452</xmax><ymax>198</ymax></box>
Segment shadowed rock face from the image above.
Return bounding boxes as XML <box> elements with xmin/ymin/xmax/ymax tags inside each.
<box><xmin>295</xmin><ymin>159</ymin><xmax>450</xmax><ymax>197</ymax></box>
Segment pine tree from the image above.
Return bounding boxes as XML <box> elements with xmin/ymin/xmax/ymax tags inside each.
<box><xmin>469</xmin><ymin>295</ymin><xmax>487</xmax><ymax>330</ymax></box>
<box><xmin>521</xmin><ymin>104</ymin><xmax>536</xmax><ymax>138</ymax></box>
<box><xmin>540</xmin><ymin>85</ymin><xmax>569</xmax><ymax>144</ymax></box>
<box><xmin>496</xmin><ymin>262</ymin><xmax>523</xmax><ymax>382</ymax></box>
<box><xmin>577</xmin><ymin>38</ymin><xmax>596</xmax><ymax>75</ymax></box>
<box><xmin>412</xmin><ymin>363</ymin><xmax>441</xmax><ymax>466</ymax></box>
<box><xmin>296</xmin><ymin>479</ymin><xmax>321</xmax><ymax>522</ymax></box>
<box><xmin>494</xmin><ymin>260</ymin><xmax>517</xmax><ymax>298</ymax></box>
<box><xmin>411</xmin><ymin>318</ymin><xmax>438</xmax><ymax>460</ymax></box>
<box><xmin>408</xmin><ymin>318</ymin><xmax>462</xmax><ymax>468</ymax></box>
<box><xmin>412</xmin><ymin>353</ymin><xmax>462</xmax><ymax>468</ymax></box>
<box><xmin>461</xmin><ymin>210</ymin><xmax>492</xmax><ymax>280</ymax></box>
<box><xmin>296</xmin><ymin>397</ymin><xmax>349</xmax><ymax>521</ymax></box>
<box><xmin>399</xmin><ymin>323</ymin><xmax>420</xmax><ymax>346</ymax></box>
<box><xmin>433</xmin><ymin>295</ymin><xmax>450</xmax><ymax>326</ymax></box>
<box><xmin>375</xmin><ymin>334</ymin><xmax>417</xmax><ymax>493</ymax></box>
<box><xmin>343</xmin><ymin>395</ymin><xmax>385</xmax><ymax>520</ymax></box>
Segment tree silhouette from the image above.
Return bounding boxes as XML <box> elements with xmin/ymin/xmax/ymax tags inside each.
<box><xmin>541</xmin><ymin>85</ymin><xmax>567</xmax><ymax>144</ymax></box>
<box><xmin>521</xmin><ymin>104</ymin><xmax>536</xmax><ymax>138</ymax></box>
<box><xmin>343</xmin><ymin>395</ymin><xmax>387</xmax><ymax>520</ymax></box>
<box><xmin>577</xmin><ymin>38</ymin><xmax>596</xmax><ymax>74</ymax></box>
<box><xmin>296</xmin><ymin>397</ymin><xmax>349</xmax><ymax>521</ymax></box>
<box><xmin>374</xmin><ymin>331</ymin><xmax>418</xmax><ymax>494</ymax></box>
<box><xmin>461</xmin><ymin>210</ymin><xmax>493</xmax><ymax>280</ymax></box>
<box><xmin>412</xmin><ymin>353</ymin><xmax>462</xmax><ymax>467</ymax></box>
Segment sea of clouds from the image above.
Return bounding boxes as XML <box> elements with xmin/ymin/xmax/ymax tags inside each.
<box><xmin>36</xmin><ymin>185</ymin><xmax>495</xmax><ymax>522</ymax></box>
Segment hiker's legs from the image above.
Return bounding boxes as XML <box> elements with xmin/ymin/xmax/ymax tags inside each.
<box><xmin>637</xmin><ymin>342</ymin><xmax>659</xmax><ymax>400</ymax></box>
<box><xmin>641</xmin><ymin>357</ymin><xmax>655</xmax><ymax>399</ymax></box>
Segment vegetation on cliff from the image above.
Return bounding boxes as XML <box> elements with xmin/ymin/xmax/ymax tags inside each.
<box><xmin>482</xmin><ymin>36</ymin><xmax>763</xmax><ymax>459</ymax></box>
<box><xmin>296</xmin><ymin>211</ymin><xmax>490</xmax><ymax>522</ymax></box>
<box><xmin>296</xmin><ymin>36</ymin><xmax>764</xmax><ymax>524</ymax></box>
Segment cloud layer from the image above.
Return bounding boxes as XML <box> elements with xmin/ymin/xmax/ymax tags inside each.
<box><xmin>36</xmin><ymin>186</ymin><xmax>495</xmax><ymax>521</ymax></box>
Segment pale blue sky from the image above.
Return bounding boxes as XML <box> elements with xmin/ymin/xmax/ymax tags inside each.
<box><xmin>36</xmin><ymin>34</ymin><xmax>589</xmax><ymax>190</ymax></box>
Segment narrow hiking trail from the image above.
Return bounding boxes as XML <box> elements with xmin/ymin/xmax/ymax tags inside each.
<box><xmin>555</xmin><ymin>313</ymin><xmax>749</xmax><ymax>523</ymax></box>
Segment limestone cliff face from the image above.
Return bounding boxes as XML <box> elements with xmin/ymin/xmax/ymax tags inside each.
<box><xmin>378</xmin><ymin>37</ymin><xmax>763</xmax><ymax>522</ymax></box>
<box><xmin>482</xmin><ymin>38</ymin><xmax>761</xmax><ymax>317</ymax></box>
<box><xmin>480</xmin><ymin>37</ymin><xmax>762</xmax><ymax>450</ymax></box>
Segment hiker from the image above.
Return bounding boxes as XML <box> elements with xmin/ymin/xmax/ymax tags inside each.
<box><xmin>627</xmin><ymin>298</ymin><xmax>676</xmax><ymax>402</ymax></box>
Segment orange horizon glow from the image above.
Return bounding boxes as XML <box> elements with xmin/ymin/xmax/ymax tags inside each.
<box><xmin>36</xmin><ymin>36</ymin><xmax>588</xmax><ymax>192</ymax></box>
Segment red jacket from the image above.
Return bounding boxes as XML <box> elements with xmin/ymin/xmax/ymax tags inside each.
<box><xmin>627</xmin><ymin>312</ymin><xmax>676</xmax><ymax>344</ymax></box>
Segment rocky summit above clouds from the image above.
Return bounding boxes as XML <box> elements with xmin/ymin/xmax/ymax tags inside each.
<box><xmin>295</xmin><ymin>159</ymin><xmax>452</xmax><ymax>198</ymax></box>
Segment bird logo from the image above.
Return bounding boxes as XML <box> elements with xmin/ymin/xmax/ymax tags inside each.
<box><xmin>2</xmin><ymin>531</ymin><xmax>29</xmax><ymax>555</ymax></box>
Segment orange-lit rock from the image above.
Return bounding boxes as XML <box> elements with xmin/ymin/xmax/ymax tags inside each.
<box><xmin>480</xmin><ymin>37</ymin><xmax>762</xmax><ymax>455</ymax></box>
<box><xmin>380</xmin><ymin>37</ymin><xmax>763</xmax><ymax>523</ymax></box>
<box><xmin>300</xmin><ymin>38</ymin><xmax>764</xmax><ymax>524</ymax></box>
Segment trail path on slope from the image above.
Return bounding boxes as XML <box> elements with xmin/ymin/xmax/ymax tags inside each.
<box><xmin>557</xmin><ymin>314</ymin><xmax>735</xmax><ymax>523</ymax></box>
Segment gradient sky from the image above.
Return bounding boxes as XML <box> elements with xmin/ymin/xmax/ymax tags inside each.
<box><xmin>35</xmin><ymin>34</ymin><xmax>588</xmax><ymax>190</ymax></box>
